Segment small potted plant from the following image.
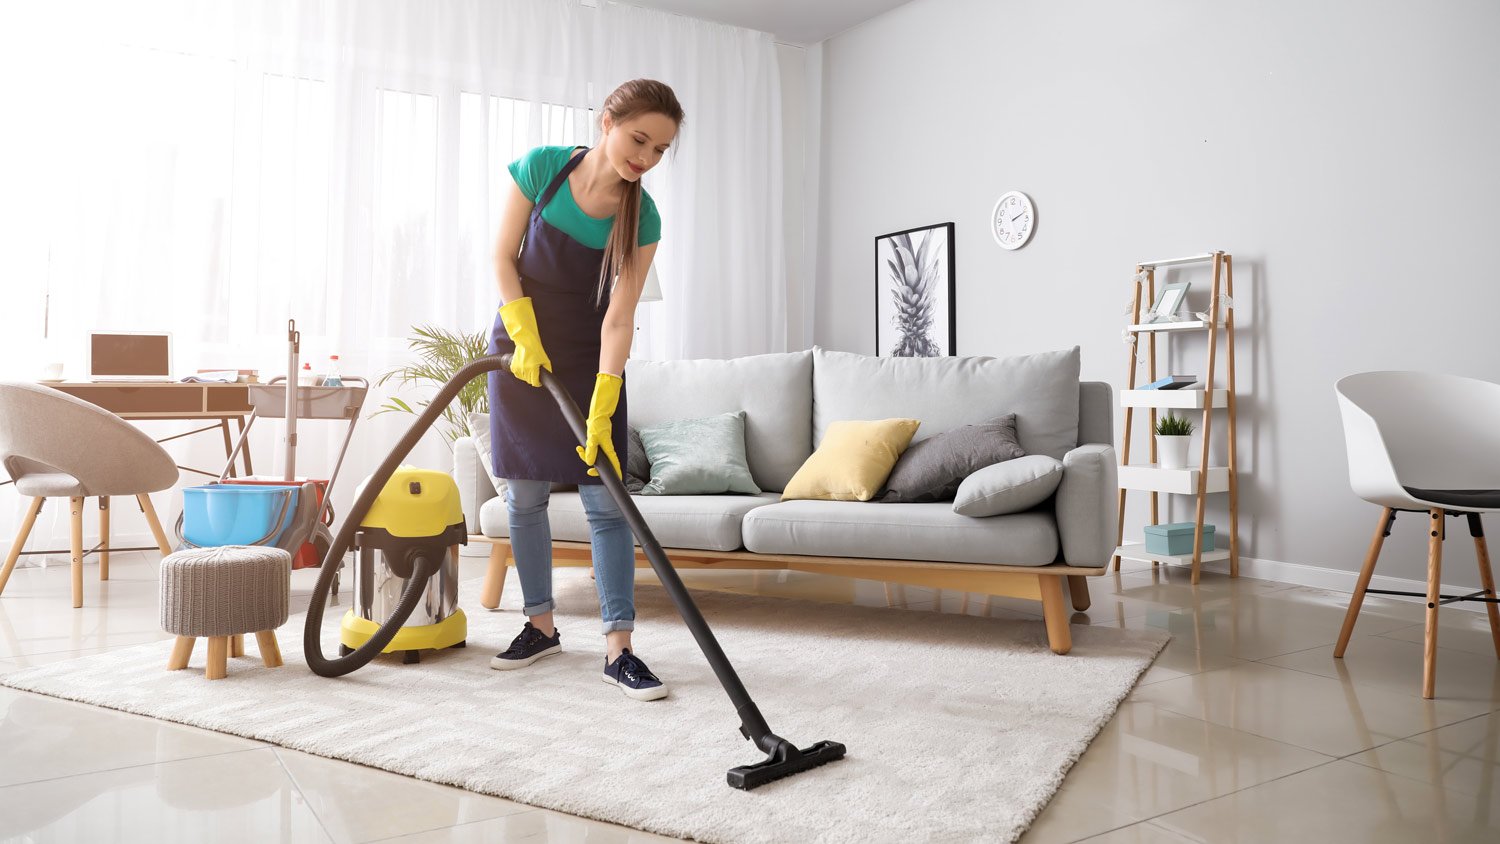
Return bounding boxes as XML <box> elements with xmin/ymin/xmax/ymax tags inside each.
<box><xmin>1154</xmin><ymin>414</ymin><xmax>1195</xmax><ymax>469</ymax></box>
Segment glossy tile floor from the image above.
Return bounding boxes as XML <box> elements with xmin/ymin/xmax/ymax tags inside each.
<box><xmin>2</xmin><ymin>552</ymin><xmax>1498</xmax><ymax>842</ymax></box>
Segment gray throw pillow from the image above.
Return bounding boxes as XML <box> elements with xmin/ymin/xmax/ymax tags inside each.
<box><xmin>625</xmin><ymin>426</ymin><xmax>650</xmax><ymax>494</ymax></box>
<box><xmin>953</xmin><ymin>455</ymin><xmax>1065</xmax><ymax>517</ymax></box>
<box><xmin>638</xmin><ymin>411</ymin><xmax>762</xmax><ymax>496</ymax></box>
<box><xmin>880</xmin><ymin>414</ymin><xmax>1027</xmax><ymax>503</ymax></box>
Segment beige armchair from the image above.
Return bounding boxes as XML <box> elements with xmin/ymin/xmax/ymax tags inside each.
<box><xmin>0</xmin><ymin>381</ymin><xmax>178</xmax><ymax>608</ymax></box>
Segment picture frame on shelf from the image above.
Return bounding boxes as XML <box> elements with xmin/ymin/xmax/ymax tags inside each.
<box><xmin>1147</xmin><ymin>281</ymin><xmax>1190</xmax><ymax>323</ymax></box>
<box><xmin>875</xmin><ymin>222</ymin><xmax>955</xmax><ymax>357</ymax></box>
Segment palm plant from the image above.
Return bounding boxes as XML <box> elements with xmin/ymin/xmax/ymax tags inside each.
<box><xmin>375</xmin><ymin>324</ymin><xmax>490</xmax><ymax>446</ymax></box>
<box><xmin>885</xmin><ymin>229</ymin><xmax>943</xmax><ymax>357</ymax></box>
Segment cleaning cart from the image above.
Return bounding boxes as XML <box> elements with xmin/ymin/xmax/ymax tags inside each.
<box><xmin>177</xmin><ymin>320</ymin><xmax>367</xmax><ymax>600</ymax></box>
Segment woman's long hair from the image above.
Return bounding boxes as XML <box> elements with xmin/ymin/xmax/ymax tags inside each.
<box><xmin>594</xmin><ymin>79</ymin><xmax>683</xmax><ymax>307</ymax></box>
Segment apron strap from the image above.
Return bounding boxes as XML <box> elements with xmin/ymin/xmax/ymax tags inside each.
<box><xmin>533</xmin><ymin>147</ymin><xmax>589</xmax><ymax>213</ymax></box>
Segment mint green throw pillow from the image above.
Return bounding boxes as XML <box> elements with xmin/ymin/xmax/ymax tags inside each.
<box><xmin>638</xmin><ymin>412</ymin><xmax>762</xmax><ymax>496</ymax></box>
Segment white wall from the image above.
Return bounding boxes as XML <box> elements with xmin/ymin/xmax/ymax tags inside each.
<box><xmin>816</xmin><ymin>0</ymin><xmax>1500</xmax><ymax>586</ymax></box>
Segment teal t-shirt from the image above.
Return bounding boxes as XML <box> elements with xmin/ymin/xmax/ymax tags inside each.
<box><xmin>507</xmin><ymin>145</ymin><xmax>661</xmax><ymax>249</ymax></box>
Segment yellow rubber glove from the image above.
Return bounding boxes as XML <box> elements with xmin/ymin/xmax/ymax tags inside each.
<box><xmin>575</xmin><ymin>372</ymin><xmax>623</xmax><ymax>479</ymax></box>
<box><xmin>497</xmin><ymin>297</ymin><xmax>552</xmax><ymax>388</ymax></box>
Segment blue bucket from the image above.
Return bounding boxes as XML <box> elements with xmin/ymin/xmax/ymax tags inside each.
<box><xmin>181</xmin><ymin>484</ymin><xmax>300</xmax><ymax>548</ymax></box>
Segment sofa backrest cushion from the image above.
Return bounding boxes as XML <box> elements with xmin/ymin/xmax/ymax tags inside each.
<box><xmin>624</xmin><ymin>351</ymin><xmax>813</xmax><ymax>493</ymax></box>
<box><xmin>812</xmin><ymin>346</ymin><xmax>1081</xmax><ymax>460</ymax></box>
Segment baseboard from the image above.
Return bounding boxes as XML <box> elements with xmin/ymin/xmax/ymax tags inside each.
<box><xmin>1167</xmin><ymin>554</ymin><xmax>1489</xmax><ymax>614</ymax></box>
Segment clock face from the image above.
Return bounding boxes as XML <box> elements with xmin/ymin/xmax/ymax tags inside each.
<box><xmin>991</xmin><ymin>191</ymin><xmax>1035</xmax><ymax>250</ymax></box>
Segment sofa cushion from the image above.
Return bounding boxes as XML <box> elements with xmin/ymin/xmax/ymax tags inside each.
<box><xmin>781</xmin><ymin>418</ymin><xmax>920</xmax><ymax>502</ymax></box>
<box><xmin>812</xmin><ymin>346</ymin><xmax>1080</xmax><ymax>460</ymax></box>
<box><xmin>469</xmin><ymin>411</ymin><xmax>574</xmax><ymax>493</ymax></box>
<box><xmin>638</xmin><ymin>412</ymin><xmax>761</xmax><ymax>496</ymax></box>
<box><xmin>625</xmin><ymin>351</ymin><xmax>812</xmax><ymax>493</ymax></box>
<box><xmin>880</xmin><ymin>414</ymin><xmax>1026</xmax><ymax>503</ymax></box>
<box><xmin>625</xmin><ymin>426</ymin><xmax>650</xmax><ymax>493</ymax></box>
<box><xmin>953</xmin><ymin>455</ymin><xmax>1065</xmax><ymax>517</ymax></box>
<box><xmin>741</xmin><ymin>500</ymin><xmax>1059</xmax><ymax>566</ymax></box>
<box><xmin>479</xmin><ymin>491</ymin><xmax>780</xmax><ymax>552</ymax></box>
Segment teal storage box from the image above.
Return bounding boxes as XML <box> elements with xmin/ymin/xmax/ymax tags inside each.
<box><xmin>1144</xmin><ymin>522</ymin><xmax>1215</xmax><ymax>556</ymax></box>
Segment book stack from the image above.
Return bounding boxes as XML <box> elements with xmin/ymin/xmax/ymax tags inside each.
<box><xmin>1141</xmin><ymin>375</ymin><xmax>1198</xmax><ymax>391</ymax></box>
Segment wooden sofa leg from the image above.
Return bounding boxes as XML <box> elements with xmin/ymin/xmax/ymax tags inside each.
<box><xmin>1067</xmin><ymin>575</ymin><xmax>1091</xmax><ymax>611</ymax></box>
<box><xmin>480</xmin><ymin>541</ymin><xmax>509</xmax><ymax>609</ymax></box>
<box><xmin>1039</xmin><ymin>576</ymin><xmax>1073</xmax><ymax>655</ymax></box>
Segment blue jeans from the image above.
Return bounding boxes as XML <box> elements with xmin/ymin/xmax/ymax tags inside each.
<box><xmin>502</xmin><ymin>478</ymin><xmax>636</xmax><ymax>634</ymax></box>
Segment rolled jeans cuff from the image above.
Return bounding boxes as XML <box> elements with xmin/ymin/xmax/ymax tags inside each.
<box><xmin>522</xmin><ymin>599</ymin><xmax>555</xmax><ymax>617</ymax></box>
<box><xmin>601</xmin><ymin>618</ymin><xmax>635</xmax><ymax>634</ymax></box>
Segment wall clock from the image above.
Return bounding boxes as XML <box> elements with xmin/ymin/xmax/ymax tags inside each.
<box><xmin>991</xmin><ymin>191</ymin><xmax>1035</xmax><ymax>250</ymax></box>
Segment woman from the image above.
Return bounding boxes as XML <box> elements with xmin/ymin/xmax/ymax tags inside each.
<box><xmin>485</xmin><ymin>79</ymin><xmax>682</xmax><ymax>702</ymax></box>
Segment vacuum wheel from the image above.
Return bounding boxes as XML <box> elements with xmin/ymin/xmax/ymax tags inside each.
<box><xmin>339</xmin><ymin>644</ymin><xmax>354</xmax><ymax>657</ymax></box>
<box><xmin>402</xmin><ymin>650</ymin><xmax>422</xmax><ymax>665</ymax></box>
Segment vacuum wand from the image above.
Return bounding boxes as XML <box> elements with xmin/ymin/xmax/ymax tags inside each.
<box><xmin>306</xmin><ymin>353</ymin><xmax>843</xmax><ymax>788</ymax></box>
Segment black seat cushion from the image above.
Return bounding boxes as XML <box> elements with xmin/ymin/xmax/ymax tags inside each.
<box><xmin>1404</xmin><ymin>487</ymin><xmax>1500</xmax><ymax>509</ymax></box>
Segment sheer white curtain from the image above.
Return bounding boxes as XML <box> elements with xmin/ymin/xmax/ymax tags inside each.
<box><xmin>0</xmin><ymin>0</ymin><xmax>785</xmax><ymax>562</ymax></box>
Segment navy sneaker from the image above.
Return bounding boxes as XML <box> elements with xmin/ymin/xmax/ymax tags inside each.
<box><xmin>490</xmin><ymin>622</ymin><xmax>561</xmax><ymax>670</ymax></box>
<box><xmin>602</xmin><ymin>648</ymin><xmax>668</xmax><ymax>701</ymax></box>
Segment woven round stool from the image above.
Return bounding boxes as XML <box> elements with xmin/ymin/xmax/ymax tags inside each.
<box><xmin>160</xmin><ymin>545</ymin><xmax>291</xmax><ymax>680</ymax></box>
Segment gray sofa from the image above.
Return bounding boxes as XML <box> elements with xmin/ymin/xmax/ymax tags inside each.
<box><xmin>454</xmin><ymin>346</ymin><xmax>1117</xmax><ymax>654</ymax></box>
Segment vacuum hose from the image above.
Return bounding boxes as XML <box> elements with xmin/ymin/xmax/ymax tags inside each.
<box><xmin>303</xmin><ymin>355</ymin><xmax>516</xmax><ymax>678</ymax></box>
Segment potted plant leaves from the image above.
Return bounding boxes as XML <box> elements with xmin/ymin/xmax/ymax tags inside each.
<box><xmin>1154</xmin><ymin>414</ymin><xmax>1195</xmax><ymax>469</ymax></box>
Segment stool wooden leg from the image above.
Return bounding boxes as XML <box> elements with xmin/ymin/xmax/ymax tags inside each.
<box><xmin>480</xmin><ymin>541</ymin><xmax>509</xmax><ymax>609</ymax></box>
<box><xmin>1423</xmin><ymin>509</ymin><xmax>1444</xmax><ymax>700</ymax></box>
<box><xmin>0</xmin><ymin>497</ymin><xmax>44</xmax><ymax>598</ymax></box>
<box><xmin>206</xmin><ymin>636</ymin><xmax>228</xmax><ymax>680</ymax></box>
<box><xmin>1468</xmin><ymin>513</ymin><xmax>1500</xmax><ymax>660</ymax></box>
<box><xmin>167</xmin><ymin>636</ymin><xmax>195</xmax><ymax>670</ymax></box>
<box><xmin>255</xmin><ymin>630</ymin><xmax>283</xmax><ymax>668</ymax></box>
<box><xmin>99</xmin><ymin>496</ymin><xmax>110</xmax><ymax>581</ymax></box>
<box><xmin>1336</xmin><ymin>508</ymin><xmax>1394</xmax><ymax>658</ymax></box>
<box><xmin>70</xmin><ymin>497</ymin><xmax>84</xmax><ymax>609</ymax></box>
<box><xmin>230</xmin><ymin>634</ymin><xmax>244</xmax><ymax>658</ymax></box>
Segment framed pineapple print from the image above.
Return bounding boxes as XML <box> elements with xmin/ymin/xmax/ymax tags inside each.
<box><xmin>875</xmin><ymin>222</ymin><xmax>955</xmax><ymax>357</ymax></box>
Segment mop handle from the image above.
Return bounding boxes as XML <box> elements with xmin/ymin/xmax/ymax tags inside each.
<box><xmin>285</xmin><ymin>319</ymin><xmax>299</xmax><ymax>482</ymax></box>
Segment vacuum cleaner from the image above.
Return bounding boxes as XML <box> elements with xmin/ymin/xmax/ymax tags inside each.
<box><xmin>303</xmin><ymin>353</ymin><xmax>845</xmax><ymax>790</ymax></box>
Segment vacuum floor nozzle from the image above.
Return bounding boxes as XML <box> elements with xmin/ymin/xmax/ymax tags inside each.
<box><xmin>727</xmin><ymin>739</ymin><xmax>847</xmax><ymax>790</ymax></box>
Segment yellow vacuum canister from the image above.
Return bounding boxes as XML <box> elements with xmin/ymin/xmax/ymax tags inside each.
<box><xmin>339</xmin><ymin>466</ymin><xmax>468</xmax><ymax>664</ymax></box>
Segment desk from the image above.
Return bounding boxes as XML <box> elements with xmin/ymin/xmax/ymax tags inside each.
<box><xmin>45</xmin><ymin>382</ymin><xmax>255</xmax><ymax>479</ymax></box>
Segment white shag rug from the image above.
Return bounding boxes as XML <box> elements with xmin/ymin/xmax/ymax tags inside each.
<box><xmin>1</xmin><ymin>571</ymin><xmax>1168</xmax><ymax>843</ymax></box>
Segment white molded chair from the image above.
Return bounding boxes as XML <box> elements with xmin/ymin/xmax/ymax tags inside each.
<box><xmin>1334</xmin><ymin>371</ymin><xmax>1500</xmax><ymax>699</ymax></box>
<box><xmin>0</xmin><ymin>381</ymin><xmax>179</xmax><ymax>608</ymax></box>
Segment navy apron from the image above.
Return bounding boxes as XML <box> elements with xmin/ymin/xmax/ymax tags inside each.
<box><xmin>487</xmin><ymin>146</ymin><xmax>628</xmax><ymax>485</ymax></box>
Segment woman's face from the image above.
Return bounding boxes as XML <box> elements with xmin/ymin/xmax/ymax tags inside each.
<box><xmin>602</xmin><ymin>112</ymin><xmax>678</xmax><ymax>183</ymax></box>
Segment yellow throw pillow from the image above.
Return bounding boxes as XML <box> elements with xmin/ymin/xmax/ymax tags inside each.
<box><xmin>781</xmin><ymin>418</ymin><xmax>922</xmax><ymax>502</ymax></box>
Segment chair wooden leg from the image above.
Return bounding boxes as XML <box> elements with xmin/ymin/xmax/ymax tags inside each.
<box><xmin>136</xmin><ymin>493</ymin><xmax>173</xmax><ymax>557</ymax></box>
<box><xmin>255</xmin><ymin>630</ymin><xmax>283</xmax><ymax>668</ymax></box>
<box><xmin>0</xmin><ymin>497</ymin><xmax>44</xmax><ymax>597</ymax></box>
<box><xmin>99</xmin><ymin>496</ymin><xmax>110</xmax><ymax>581</ymax></box>
<box><xmin>1423</xmin><ymin>509</ymin><xmax>1444</xmax><ymax>700</ymax></box>
<box><xmin>167</xmin><ymin>636</ymin><xmax>195</xmax><ymax>670</ymax></box>
<box><xmin>1067</xmin><ymin>575</ymin><xmax>1091</xmax><ymax>611</ymax></box>
<box><xmin>1336</xmin><ymin>508</ymin><xmax>1394</xmax><ymax>658</ymax></box>
<box><xmin>230</xmin><ymin>634</ymin><xmax>244</xmax><ymax>658</ymax></box>
<box><xmin>70</xmin><ymin>497</ymin><xmax>84</xmax><ymax>609</ymax></box>
<box><xmin>206</xmin><ymin>636</ymin><xmax>228</xmax><ymax>680</ymax></box>
<box><xmin>1467</xmin><ymin>513</ymin><xmax>1500</xmax><ymax>660</ymax></box>
<box><xmin>480</xmin><ymin>541</ymin><xmax>509</xmax><ymax>609</ymax></box>
<box><xmin>1039</xmin><ymin>575</ymin><xmax>1073</xmax><ymax>655</ymax></box>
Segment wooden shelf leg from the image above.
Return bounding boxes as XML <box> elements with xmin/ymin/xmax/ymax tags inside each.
<box><xmin>1223</xmin><ymin>254</ymin><xmax>1240</xmax><ymax>578</ymax></box>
